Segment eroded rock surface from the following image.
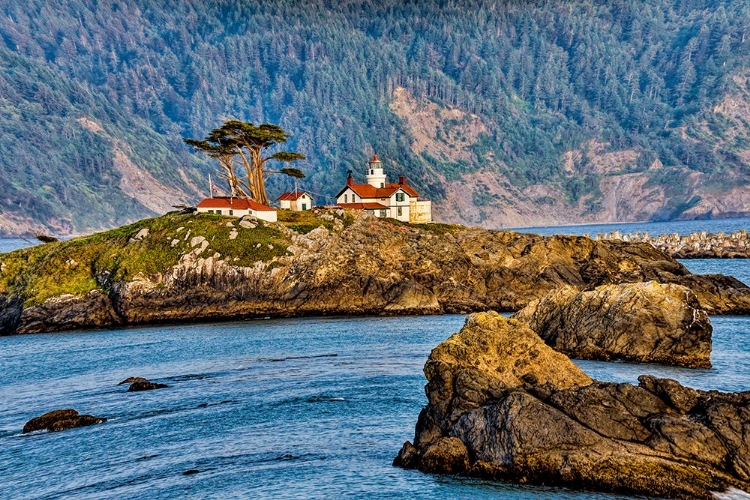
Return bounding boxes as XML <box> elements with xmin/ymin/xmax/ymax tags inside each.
<box><xmin>395</xmin><ymin>312</ymin><xmax>750</xmax><ymax>499</ymax></box>
<box><xmin>2</xmin><ymin>210</ymin><xmax>750</xmax><ymax>335</ymax></box>
<box><xmin>23</xmin><ymin>409</ymin><xmax>106</xmax><ymax>433</ymax></box>
<box><xmin>513</xmin><ymin>282</ymin><xmax>713</xmax><ymax>368</ymax></box>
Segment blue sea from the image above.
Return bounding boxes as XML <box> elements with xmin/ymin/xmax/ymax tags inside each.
<box><xmin>1</xmin><ymin>219</ymin><xmax>749</xmax><ymax>499</ymax></box>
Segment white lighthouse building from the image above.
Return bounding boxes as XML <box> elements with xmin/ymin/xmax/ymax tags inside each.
<box><xmin>365</xmin><ymin>154</ymin><xmax>387</xmax><ymax>188</ymax></box>
<box><xmin>335</xmin><ymin>154</ymin><xmax>432</xmax><ymax>223</ymax></box>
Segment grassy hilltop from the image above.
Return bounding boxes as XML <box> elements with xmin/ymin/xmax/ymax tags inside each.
<box><xmin>0</xmin><ymin>211</ymin><xmax>338</xmax><ymax>307</ymax></box>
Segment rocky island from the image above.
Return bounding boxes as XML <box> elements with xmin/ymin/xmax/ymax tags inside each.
<box><xmin>1</xmin><ymin>209</ymin><xmax>750</xmax><ymax>335</ymax></box>
<box><xmin>395</xmin><ymin>312</ymin><xmax>750</xmax><ymax>499</ymax></box>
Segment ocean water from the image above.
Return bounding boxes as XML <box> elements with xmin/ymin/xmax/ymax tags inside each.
<box><xmin>1</xmin><ymin>308</ymin><xmax>750</xmax><ymax>499</ymax></box>
<box><xmin>1</xmin><ymin>219</ymin><xmax>749</xmax><ymax>499</ymax></box>
<box><xmin>0</xmin><ymin>237</ymin><xmax>35</xmax><ymax>254</ymax></box>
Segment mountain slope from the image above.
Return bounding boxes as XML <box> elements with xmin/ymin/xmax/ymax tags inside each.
<box><xmin>1</xmin><ymin>0</ymin><xmax>749</xmax><ymax>235</ymax></box>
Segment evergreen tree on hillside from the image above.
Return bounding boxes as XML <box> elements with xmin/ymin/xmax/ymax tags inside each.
<box><xmin>1</xmin><ymin>0</ymin><xmax>750</xmax><ymax>232</ymax></box>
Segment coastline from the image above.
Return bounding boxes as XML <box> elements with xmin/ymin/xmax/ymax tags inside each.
<box><xmin>2</xmin><ymin>210</ymin><xmax>750</xmax><ymax>335</ymax></box>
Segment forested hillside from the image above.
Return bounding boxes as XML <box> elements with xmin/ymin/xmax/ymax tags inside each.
<box><xmin>1</xmin><ymin>0</ymin><xmax>750</xmax><ymax>235</ymax></box>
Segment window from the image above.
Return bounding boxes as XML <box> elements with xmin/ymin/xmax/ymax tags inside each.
<box><xmin>344</xmin><ymin>194</ymin><xmax>348</xmax><ymax>203</ymax></box>
<box><xmin>396</xmin><ymin>192</ymin><xmax>404</xmax><ymax>202</ymax></box>
<box><xmin>397</xmin><ymin>207</ymin><xmax>403</xmax><ymax>216</ymax></box>
<box><xmin>216</xmin><ymin>210</ymin><xmax>222</xmax><ymax>215</ymax></box>
<box><xmin>229</xmin><ymin>209</ymin><xmax>234</xmax><ymax>215</ymax></box>
<box><xmin>380</xmin><ymin>209</ymin><xmax>387</xmax><ymax>217</ymax></box>
<box><xmin>380</xmin><ymin>183</ymin><xmax>384</xmax><ymax>188</ymax></box>
<box><xmin>370</xmin><ymin>169</ymin><xmax>374</xmax><ymax>174</ymax></box>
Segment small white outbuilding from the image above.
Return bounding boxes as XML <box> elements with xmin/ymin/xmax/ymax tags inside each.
<box><xmin>196</xmin><ymin>197</ymin><xmax>277</xmax><ymax>222</ymax></box>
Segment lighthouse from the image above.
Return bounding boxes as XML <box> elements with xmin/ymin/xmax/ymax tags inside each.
<box><xmin>365</xmin><ymin>154</ymin><xmax>387</xmax><ymax>188</ymax></box>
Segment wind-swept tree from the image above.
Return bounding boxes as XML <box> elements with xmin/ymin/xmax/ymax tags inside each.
<box><xmin>184</xmin><ymin>130</ymin><xmax>250</xmax><ymax>198</ymax></box>
<box><xmin>184</xmin><ymin>120</ymin><xmax>305</xmax><ymax>205</ymax></box>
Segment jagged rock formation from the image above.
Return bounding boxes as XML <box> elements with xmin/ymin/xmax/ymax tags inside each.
<box><xmin>1</xmin><ymin>210</ymin><xmax>750</xmax><ymax>335</ymax></box>
<box><xmin>513</xmin><ymin>282</ymin><xmax>713</xmax><ymax>368</ymax></box>
<box><xmin>394</xmin><ymin>312</ymin><xmax>750</xmax><ymax>499</ymax></box>
<box><xmin>23</xmin><ymin>409</ymin><xmax>106</xmax><ymax>433</ymax></box>
<box><xmin>595</xmin><ymin>229</ymin><xmax>750</xmax><ymax>258</ymax></box>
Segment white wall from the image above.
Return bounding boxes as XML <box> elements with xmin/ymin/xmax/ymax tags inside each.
<box><xmin>337</xmin><ymin>188</ymin><xmax>359</xmax><ymax>205</ymax></box>
<box><xmin>291</xmin><ymin>194</ymin><xmax>312</xmax><ymax>211</ymax></box>
<box><xmin>250</xmin><ymin>209</ymin><xmax>277</xmax><ymax>222</ymax></box>
<box><xmin>389</xmin><ymin>190</ymin><xmax>411</xmax><ymax>222</ymax></box>
<box><xmin>410</xmin><ymin>200</ymin><xmax>432</xmax><ymax>223</ymax></box>
<box><xmin>197</xmin><ymin>206</ymin><xmax>277</xmax><ymax>222</ymax></box>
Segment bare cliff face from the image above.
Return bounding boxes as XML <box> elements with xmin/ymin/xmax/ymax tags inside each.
<box><xmin>1</xmin><ymin>210</ymin><xmax>749</xmax><ymax>335</ymax></box>
<box><xmin>394</xmin><ymin>312</ymin><xmax>750</xmax><ymax>499</ymax></box>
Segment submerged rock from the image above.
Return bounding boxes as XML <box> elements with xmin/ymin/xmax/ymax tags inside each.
<box><xmin>126</xmin><ymin>379</ymin><xmax>168</xmax><ymax>392</ymax></box>
<box><xmin>395</xmin><ymin>312</ymin><xmax>750</xmax><ymax>499</ymax></box>
<box><xmin>118</xmin><ymin>376</ymin><xmax>148</xmax><ymax>385</ymax></box>
<box><xmin>23</xmin><ymin>409</ymin><xmax>106</xmax><ymax>433</ymax></box>
<box><xmin>513</xmin><ymin>281</ymin><xmax>712</xmax><ymax>368</ymax></box>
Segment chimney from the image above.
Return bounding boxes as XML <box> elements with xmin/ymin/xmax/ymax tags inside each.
<box><xmin>347</xmin><ymin>170</ymin><xmax>354</xmax><ymax>186</ymax></box>
<box><xmin>398</xmin><ymin>175</ymin><xmax>405</xmax><ymax>185</ymax></box>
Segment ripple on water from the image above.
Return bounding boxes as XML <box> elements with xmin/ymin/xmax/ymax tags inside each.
<box><xmin>0</xmin><ymin>296</ymin><xmax>749</xmax><ymax>498</ymax></box>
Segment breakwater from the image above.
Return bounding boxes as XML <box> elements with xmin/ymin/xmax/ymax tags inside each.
<box><xmin>591</xmin><ymin>229</ymin><xmax>750</xmax><ymax>258</ymax></box>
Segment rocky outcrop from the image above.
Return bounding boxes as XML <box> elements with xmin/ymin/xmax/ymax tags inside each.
<box><xmin>15</xmin><ymin>291</ymin><xmax>123</xmax><ymax>334</ymax></box>
<box><xmin>513</xmin><ymin>282</ymin><xmax>713</xmax><ymax>368</ymax></box>
<box><xmin>595</xmin><ymin>229</ymin><xmax>750</xmax><ymax>258</ymax></box>
<box><xmin>395</xmin><ymin>312</ymin><xmax>750</xmax><ymax>499</ymax></box>
<box><xmin>118</xmin><ymin>377</ymin><xmax>149</xmax><ymax>385</ymax></box>
<box><xmin>118</xmin><ymin>377</ymin><xmax>168</xmax><ymax>391</ymax></box>
<box><xmin>2</xmin><ymin>210</ymin><xmax>750</xmax><ymax>335</ymax></box>
<box><xmin>0</xmin><ymin>294</ymin><xmax>22</xmax><ymax>333</ymax></box>
<box><xmin>23</xmin><ymin>409</ymin><xmax>106</xmax><ymax>433</ymax></box>
<box><xmin>127</xmin><ymin>380</ymin><xmax>168</xmax><ymax>391</ymax></box>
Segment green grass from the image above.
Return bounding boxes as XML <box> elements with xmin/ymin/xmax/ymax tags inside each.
<box><xmin>0</xmin><ymin>212</ymin><xmax>291</xmax><ymax>307</ymax></box>
<box><xmin>277</xmin><ymin>209</ymin><xmax>342</xmax><ymax>234</ymax></box>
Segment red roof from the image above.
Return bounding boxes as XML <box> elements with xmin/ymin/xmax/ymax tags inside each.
<box><xmin>197</xmin><ymin>197</ymin><xmax>276</xmax><ymax>211</ymax></box>
<box><xmin>337</xmin><ymin>202</ymin><xmax>389</xmax><ymax>210</ymax></box>
<box><xmin>338</xmin><ymin>182</ymin><xmax>419</xmax><ymax>199</ymax></box>
<box><xmin>276</xmin><ymin>191</ymin><xmax>311</xmax><ymax>201</ymax></box>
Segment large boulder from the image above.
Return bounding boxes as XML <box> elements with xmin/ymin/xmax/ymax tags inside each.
<box><xmin>23</xmin><ymin>409</ymin><xmax>106</xmax><ymax>433</ymax></box>
<box><xmin>395</xmin><ymin>312</ymin><xmax>750</xmax><ymax>499</ymax></box>
<box><xmin>513</xmin><ymin>281</ymin><xmax>712</xmax><ymax>368</ymax></box>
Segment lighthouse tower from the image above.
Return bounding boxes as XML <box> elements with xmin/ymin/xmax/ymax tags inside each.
<box><xmin>365</xmin><ymin>153</ymin><xmax>387</xmax><ymax>188</ymax></box>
